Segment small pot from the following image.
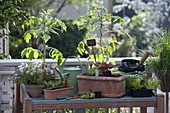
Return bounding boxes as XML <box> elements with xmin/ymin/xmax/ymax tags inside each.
<box><xmin>26</xmin><ymin>85</ymin><xmax>44</xmax><ymax>98</ymax></box>
<box><xmin>130</xmin><ymin>88</ymin><xmax>154</xmax><ymax>97</ymax></box>
<box><xmin>94</xmin><ymin>91</ymin><xmax>102</xmax><ymax>98</ymax></box>
<box><xmin>44</xmin><ymin>86</ymin><xmax>74</xmax><ymax>100</ymax></box>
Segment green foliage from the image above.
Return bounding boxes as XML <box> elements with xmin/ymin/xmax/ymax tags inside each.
<box><xmin>81</xmin><ymin>92</ymin><xmax>95</xmax><ymax>99</ymax></box>
<box><xmin>131</xmin><ymin>79</ymin><xmax>144</xmax><ymax>90</ymax></box>
<box><xmin>43</xmin><ymin>81</ymin><xmax>63</xmax><ymax>88</ymax></box>
<box><xmin>21</xmin><ymin>9</ymin><xmax>67</xmax><ymax>67</ymax></box>
<box><xmin>0</xmin><ymin>0</ymin><xmax>28</xmax><ymax>29</ymax></box>
<box><xmin>146</xmin><ymin>78</ymin><xmax>161</xmax><ymax>90</ymax></box>
<box><xmin>147</xmin><ymin>29</ymin><xmax>170</xmax><ymax>79</ymax></box>
<box><xmin>75</xmin><ymin>4</ymin><xmax>129</xmax><ymax>67</ymax></box>
<box><xmin>48</xmin><ymin>20</ymin><xmax>87</xmax><ymax>57</ymax></box>
<box><xmin>0</xmin><ymin>53</ymin><xmax>11</xmax><ymax>59</ymax></box>
<box><xmin>131</xmin><ymin>78</ymin><xmax>160</xmax><ymax>90</ymax></box>
<box><xmin>0</xmin><ymin>0</ymin><xmax>28</xmax><ymax>40</ymax></box>
<box><xmin>15</xmin><ymin>62</ymin><xmax>54</xmax><ymax>85</ymax></box>
<box><xmin>87</xmin><ymin>63</ymin><xmax>96</xmax><ymax>76</ymax></box>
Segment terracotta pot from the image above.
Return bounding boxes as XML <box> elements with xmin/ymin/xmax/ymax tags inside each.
<box><xmin>77</xmin><ymin>74</ymin><xmax>127</xmax><ymax>97</ymax></box>
<box><xmin>26</xmin><ymin>85</ymin><xmax>44</xmax><ymax>98</ymax></box>
<box><xmin>44</xmin><ymin>86</ymin><xmax>73</xmax><ymax>100</ymax></box>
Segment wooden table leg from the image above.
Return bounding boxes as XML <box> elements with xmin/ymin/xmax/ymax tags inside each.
<box><xmin>156</xmin><ymin>94</ymin><xmax>164</xmax><ymax>113</ymax></box>
<box><xmin>141</xmin><ymin>107</ymin><xmax>147</xmax><ymax>113</ymax></box>
<box><xmin>24</xmin><ymin>98</ymin><xmax>32</xmax><ymax>113</ymax></box>
<box><xmin>14</xmin><ymin>84</ymin><xmax>23</xmax><ymax>113</ymax></box>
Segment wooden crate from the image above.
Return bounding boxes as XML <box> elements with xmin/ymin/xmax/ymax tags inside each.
<box><xmin>0</xmin><ymin>67</ymin><xmax>15</xmax><ymax>113</ymax></box>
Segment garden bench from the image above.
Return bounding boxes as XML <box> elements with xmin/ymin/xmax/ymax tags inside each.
<box><xmin>20</xmin><ymin>84</ymin><xmax>164</xmax><ymax>113</ymax></box>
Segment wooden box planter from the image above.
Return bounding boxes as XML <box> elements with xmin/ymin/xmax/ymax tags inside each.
<box><xmin>77</xmin><ymin>74</ymin><xmax>127</xmax><ymax>97</ymax></box>
<box><xmin>44</xmin><ymin>86</ymin><xmax>74</xmax><ymax>100</ymax></box>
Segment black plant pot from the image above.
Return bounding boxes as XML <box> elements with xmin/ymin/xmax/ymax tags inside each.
<box><xmin>130</xmin><ymin>88</ymin><xmax>154</xmax><ymax>97</ymax></box>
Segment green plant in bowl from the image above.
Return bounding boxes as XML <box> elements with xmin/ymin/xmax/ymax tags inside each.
<box><xmin>146</xmin><ymin>29</ymin><xmax>170</xmax><ymax>92</ymax></box>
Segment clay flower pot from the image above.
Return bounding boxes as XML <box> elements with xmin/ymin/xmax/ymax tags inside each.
<box><xmin>26</xmin><ymin>85</ymin><xmax>44</xmax><ymax>98</ymax></box>
<box><xmin>77</xmin><ymin>74</ymin><xmax>127</xmax><ymax>97</ymax></box>
<box><xmin>44</xmin><ymin>86</ymin><xmax>74</xmax><ymax>100</ymax></box>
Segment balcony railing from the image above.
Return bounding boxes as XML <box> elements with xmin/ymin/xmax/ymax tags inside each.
<box><xmin>0</xmin><ymin>57</ymin><xmax>163</xmax><ymax>113</ymax></box>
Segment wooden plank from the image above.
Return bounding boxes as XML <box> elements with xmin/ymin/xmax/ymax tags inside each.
<box><xmin>0</xmin><ymin>71</ymin><xmax>15</xmax><ymax>75</ymax></box>
<box><xmin>75</xmin><ymin>108</ymin><xmax>85</xmax><ymax>113</ymax></box>
<box><xmin>116</xmin><ymin>108</ymin><xmax>120</xmax><ymax>113</ymax></box>
<box><xmin>156</xmin><ymin>94</ymin><xmax>164</xmax><ymax>113</ymax></box>
<box><xmin>14</xmin><ymin>84</ymin><xmax>23</xmax><ymax>113</ymax></box>
<box><xmin>24</xmin><ymin>98</ymin><xmax>32</xmax><ymax>113</ymax></box>
<box><xmin>93</xmin><ymin>108</ymin><xmax>98</xmax><ymax>113</ymax></box>
<box><xmin>141</xmin><ymin>107</ymin><xmax>147</xmax><ymax>113</ymax></box>
<box><xmin>104</xmin><ymin>108</ymin><xmax>109</xmax><ymax>113</ymax></box>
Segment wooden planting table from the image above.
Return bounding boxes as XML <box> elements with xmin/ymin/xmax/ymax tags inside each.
<box><xmin>20</xmin><ymin>84</ymin><xmax>164</xmax><ymax>113</ymax></box>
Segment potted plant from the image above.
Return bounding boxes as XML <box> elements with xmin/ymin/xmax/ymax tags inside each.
<box><xmin>15</xmin><ymin>62</ymin><xmax>54</xmax><ymax>98</ymax></box>
<box><xmin>19</xmin><ymin>9</ymin><xmax>74</xmax><ymax>98</ymax></box>
<box><xmin>74</xmin><ymin>4</ymin><xmax>128</xmax><ymax>97</ymax></box>
<box><xmin>130</xmin><ymin>77</ymin><xmax>160</xmax><ymax>97</ymax></box>
<box><xmin>146</xmin><ymin>29</ymin><xmax>170</xmax><ymax>92</ymax></box>
<box><xmin>43</xmin><ymin>68</ymin><xmax>73</xmax><ymax>100</ymax></box>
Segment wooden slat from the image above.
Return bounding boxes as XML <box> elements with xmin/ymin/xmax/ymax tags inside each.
<box><xmin>116</xmin><ymin>108</ymin><xmax>120</xmax><ymax>113</ymax></box>
<box><xmin>0</xmin><ymin>71</ymin><xmax>15</xmax><ymax>75</ymax></box>
<box><xmin>141</xmin><ymin>107</ymin><xmax>147</xmax><ymax>113</ymax></box>
<box><xmin>75</xmin><ymin>108</ymin><xmax>85</xmax><ymax>113</ymax></box>
<box><xmin>14</xmin><ymin>84</ymin><xmax>23</xmax><ymax>113</ymax></box>
<box><xmin>104</xmin><ymin>108</ymin><xmax>109</xmax><ymax>113</ymax></box>
<box><xmin>156</xmin><ymin>94</ymin><xmax>164</xmax><ymax>113</ymax></box>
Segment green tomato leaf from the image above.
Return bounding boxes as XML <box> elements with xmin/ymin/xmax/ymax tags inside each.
<box><xmin>32</xmin><ymin>31</ymin><xmax>38</xmax><ymax>38</ymax></box>
<box><xmin>50</xmin><ymin>29</ymin><xmax>59</xmax><ymax>35</ymax></box>
<box><xmin>51</xmin><ymin>49</ymin><xmax>63</xmax><ymax>66</ymax></box>
<box><xmin>43</xmin><ymin>34</ymin><xmax>51</xmax><ymax>43</ymax></box>
<box><xmin>77</xmin><ymin>41</ymin><xmax>85</xmax><ymax>55</ymax></box>
<box><xmin>21</xmin><ymin>47</ymin><xmax>40</xmax><ymax>60</ymax></box>
<box><xmin>29</xmin><ymin>51</ymin><xmax>34</xmax><ymax>60</ymax></box>
<box><xmin>107</xmin><ymin>47</ymin><xmax>113</xmax><ymax>56</ymax></box>
<box><xmin>97</xmin><ymin>54</ymin><xmax>104</xmax><ymax>63</ymax></box>
<box><xmin>92</xmin><ymin>26</ymin><xmax>97</xmax><ymax>31</ymax></box>
<box><xmin>110</xmin><ymin>60</ymin><xmax>116</xmax><ymax>65</ymax></box>
<box><xmin>24</xmin><ymin>33</ymin><xmax>31</xmax><ymax>43</ymax></box>
<box><xmin>29</xmin><ymin>18</ymin><xmax>34</xmax><ymax>26</ymax></box>
<box><xmin>21</xmin><ymin>24</ymin><xmax>24</xmax><ymax>30</ymax></box>
<box><xmin>87</xmin><ymin>55</ymin><xmax>95</xmax><ymax>61</ymax></box>
<box><xmin>33</xmin><ymin>50</ymin><xmax>39</xmax><ymax>59</ymax></box>
<box><xmin>109</xmin><ymin>41</ymin><xmax>115</xmax><ymax>50</ymax></box>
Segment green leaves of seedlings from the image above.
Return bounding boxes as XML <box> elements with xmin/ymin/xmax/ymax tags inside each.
<box><xmin>21</xmin><ymin>47</ymin><xmax>41</xmax><ymax>60</ymax></box>
<box><xmin>50</xmin><ymin>49</ymin><xmax>63</xmax><ymax>66</ymax></box>
<box><xmin>21</xmin><ymin>9</ymin><xmax>66</xmax><ymax>66</ymax></box>
<box><xmin>131</xmin><ymin>78</ymin><xmax>160</xmax><ymax>90</ymax></box>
